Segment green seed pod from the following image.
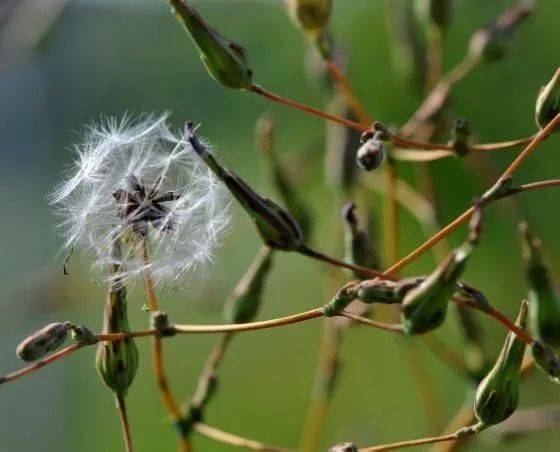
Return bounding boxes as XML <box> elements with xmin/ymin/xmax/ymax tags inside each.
<box><xmin>519</xmin><ymin>222</ymin><xmax>560</xmax><ymax>345</ymax></box>
<box><xmin>168</xmin><ymin>0</ymin><xmax>253</xmax><ymax>89</ymax></box>
<box><xmin>535</xmin><ymin>68</ymin><xmax>560</xmax><ymax>131</ymax></box>
<box><xmin>187</xmin><ymin>122</ymin><xmax>304</xmax><ymax>251</ymax></box>
<box><xmin>354</xmin><ymin>277</ymin><xmax>423</xmax><ymax>305</ymax></box>
<box><xmin>323</xmin><ymin>283</ymin><xmax>358</xmax><ymax>317</ymax></box>
<box><xmin>16</xmin><ymin>322</ymin><xmax>71</xmax><ymax>362</ymax></box>
<box><xmin>474</xmin><ymin>301</ymin><xmax>528</xmax><ymax>428</ymax></box>
<box><xmin>96</xmin><ymin>242</ymin><xmax>139</xmax><ymax>396</ymax></box>
<box><xmin>532</xmin><ymin>341</ymin><xmax>560</xmax><ymax>384</ymax></box>
<box><xmin>449</xmin><ymin>118</ymin><xmax>471</xmax><ymax>156</ymax></box>
<box><xmin>286</xmin><ymin>0</ymin><xmax>332</xmax><ymax>36</ymax></box>
<box><xmin>342</xmin><ymin>203</ymin><xmax>381</xmax><ymax>279</ymax></box>
<box><xmin>224</xmin><ymin>247</ymin><xmax>274</xmax><ymax>324</ymax></box>
<box><xmin>257</xmin><ymin>115</ymin><xmax>312</xmax><ymax>237</ymax></box>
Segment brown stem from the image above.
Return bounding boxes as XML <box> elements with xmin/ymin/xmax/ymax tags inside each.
<box><xmin>325</xmin><ymin>60</ymin><xmax>373</xmax><ymax>125</ymax></box>
<box><xmin>297</xmin><ymin>245</ymin><xmax>391</xmax><ymax>280</ymax></box>
<box><xmin>359</xmin><ymin>433</ymin><xmax>462</xmax><ymax>452</ymax></box>
<box><xmin>249</xmin><ymin>84</ymin><xmax>368</xmax><ymax>133</ymax></box>
<box><xmin>193</xmin><ymin>422</ymin><xmax>289</xmax><ymax>451</ymax></box>
<box><xmin>116</xmin><ymin>393</ymin><xmax>134</xmax><ymax>452</ymax></box>
<box><xmin>338</xmin><ymin>311</ymin><xmax>404</xmax><ymax>333</ymax></box>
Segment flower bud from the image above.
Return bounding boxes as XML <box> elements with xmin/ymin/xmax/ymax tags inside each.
<box><xmin>532</xmin><ymin>341</ymin><xmax>560</xmax><ymax>384</ymax></box>
<box><xmin>187</xmin><ymin>122</ymin><xmax>304</xmax><ymax>251</ymax></box>
<box><xmin>70</xmin><ymin>324</ymin><xmax>98</xmax><ymax>345</ymax></box>
<box><xmin>16</xmin><ymin>322</ymin><xmax>71</xmax><ymax>362</ymax></box>
<box><xmin>354</xmin><ymin>277</ymin><xmax>423</xmax><ymax>305</ymax></box>
<box><xmin>535</xmin><ymin>68</ymin><xmax>560</xmax><ymax>131</ymax></box>
<box><xmin>342</xmin><ymin>203</ymin><xmax>381</xmax><ymax>279</ymax></box>
<box><xmin>168</xmin><ymin>0</ymin><xmax>253</xmax><ymax>89</ymax></box>
<box><xmin>323</xmin><ymin>283</ymin><xmax>358</xmax><ymax>317</ymax></box>
<box><xmin>474</xmin><ymin>301</ymin><xmax>528</xmax><ymax>428</ymax></box>
<box><xmin>224</xmin><ymin>247</ymin><xmax>274</xmax><ymax>324</ymax></box>
<box><xmin>286</xmin><ymin>0</ymin><xmax>332</xmax><ymax>36</ymax></box>
<box><xmin>449</xmin><ymin>118</ymin><xmax>471</xmax><ymax>156</ymax></box>
<box><xmin>356</xmin><ymin>124</ymin><xmax>391</xmax><ymax>172</ymax></box>
<box><xmin>401</xmin><ymin>211</ymin><xmax>480</xmax><ymax>335</ymax></box>
<box><xmin>519</xmin><ymin>222</ymin><xmax>560</xmax><ymax>346</ymax></box>
<box><xmin>96</xmin><ymin>243</ymin><xmax>138</xmax><ymax>396</ymax></box>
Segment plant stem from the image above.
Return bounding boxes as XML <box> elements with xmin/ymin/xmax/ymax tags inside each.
<box><xmin>193</xmin><ymin>422</ymin><xmax>289</xmax><ymax>451</ymax></box>
<box><xmin>141</xmin><ymin>239</ymin><xmax>191</xmax><ymax>452</ymax></box>
<box><xmin>249</xmin><ymin>84</ymin><xmax>368</xmax><ymax>133</ymax></box>
<box><xmin>297</xmin><ymin>245</ymin><xmax>390</xmax><ymax>279</ymax></box>
<box><xmin>116</xmin><ymin>393</ymin><xmax>134</xmax><ymax>452</ymax></box>
<box><xmin>324</xmin><ymin>60</ymin><xmax>373</xmax><ymax>125</ymax></box>
<box><xmin>359</xmin><ymin>432</ymin><xmax>464</xmax><ymax>452</ymax></box>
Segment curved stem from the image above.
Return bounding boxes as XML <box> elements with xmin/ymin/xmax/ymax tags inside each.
<box><xmin>116</xmin><ymin>393</ymin><xmax>134</xmax><ymax>452</ymax></box>
<box><xmin>193</xmin><ymin>422</ymin><xmax>289</xmax><ymax>451</ymax></box>
<box><xmin>359</xmin><ymin>433</ymin><xmax>462</xmax><ymax>452</ymax></box>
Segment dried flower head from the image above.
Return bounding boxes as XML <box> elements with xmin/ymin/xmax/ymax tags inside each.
<box><xmin>50</xmin><ymin>114</ymin><xmax>230</xmax><ymax>285</ymax></box>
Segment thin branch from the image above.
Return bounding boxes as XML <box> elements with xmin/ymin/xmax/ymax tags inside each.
<box><xmin>193</xmin><ymin>422</ymin><xmax>290</xmax><ymax>451</ymax></box>
<box><xmin>116</xmin><ymin>393</ymin><xmax>134</xmax><ymax>452</ymax></box>
<box><xmin>359</xmin><ymin>433</ymin><xmax>463</xmax><ymax>452</ymax></box>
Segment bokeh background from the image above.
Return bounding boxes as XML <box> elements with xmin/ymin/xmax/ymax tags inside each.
<box><xmin>1</xmin><ymin>0</ymin><xmax>559</xmax><ymax>450</ymax></box>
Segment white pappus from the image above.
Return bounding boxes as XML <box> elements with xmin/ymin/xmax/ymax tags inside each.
<box><xmin>49</xmin><ymin>114</ymin><xmax>231</xmax><ymax>286</ymax></box>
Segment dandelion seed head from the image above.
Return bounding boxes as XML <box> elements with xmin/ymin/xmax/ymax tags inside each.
<box><xmin>50</xmin><ymin>114</ymin><xmax>231</xmax><ymax>285</ymax></box>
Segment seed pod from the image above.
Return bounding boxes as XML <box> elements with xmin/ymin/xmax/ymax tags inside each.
<box><xmin>356</xmin><ymin>136</ymin><xmax>387</xmax><ymax>171</ymax></box>
<box><xmin>286</xmin><ymin>0</ymin><xmax>332</xmax><ymax>37</ymax></box>
<box><xmin>474</xmin><ymin>301</ymin><xmax>528</xmax><ymax>428</ymax></box>
<box><xmin>187</xmin><ymin>122</ymin><xmax>304</xmax><ymax>251</ymax></box>
<box><xmin>449</xmin><ymin>118</ymin><xmax>471</xmax><ymax>156</ymax></box>
<box><xmin>96</xmin><ymin>241</ymin><xmax>139</xmax><ymax>396</ymax></box>
<box><xmin>532</xmin><ymin>341</ymin><xmax>560</xmax><ymax>384</ymax></box>
<box><xmin>16</xmin><ymin>322</ymin><xmax>71</xmax><ymax>362</ymax></box>
<box><xmin>168</xmin><ymin>0</ymin><xmax>253</xmax><ymax>89</ymax></box>
<box><xmin>257</xmin><ymin>115</ymin><xmax>312</xmax><ymax>237</ymax></box>
<box><xmin>342</xmin><ymin>203</ymin><xmax>381</xmax><ymax>279</ymax></box>
<box><xmin>329</xmin><ymin>443</ymin><xmax>358</xmax><ymax>452</ymax></box>
<box><xmin>224</xmin><ymin>247</ymin><xmax>274</xmax><ymax>324</ymax></box>
<box><xmin>535</xmin><ymin>68</ymin><xmax>560</xmax><ymax>131</ymax></box>
<box><xmin>519</xmin><ymin>222</ymin><xmax>560</xmax><ymax>346</ymax></box>
<box><xmin>323</xmin><ymin>283</ymin><xmax>358</xmax><ymax>317</ymax></box>
<box><xmin>355</xmin><ymin>277</ymin><xmax>423</xmax><ymax>305</ymax></box>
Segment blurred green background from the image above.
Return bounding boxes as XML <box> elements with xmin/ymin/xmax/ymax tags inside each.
<box><xmin>1</xmin><ymin>0</ymin><xmax>559</xmax><ymax>451</ymax></box>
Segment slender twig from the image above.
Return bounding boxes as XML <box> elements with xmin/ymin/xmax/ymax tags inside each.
<box><xmin>142</xmin><ymin>239</ymin><xmax>191</xmax><ymax>452</ymax></box>
<box><xmin>359</xmin><ymin>432</ymin><xmax>464</xmax><ymax>452</ymax></box>
<box><xmin>193</xmin><ymin>422</ymin><xmax>290</xmax><ymax>451</ymax></box>
<box><xmin>116</xmin><ymin>393</ymin><xmax>134</xmax><ymax>452</ymax></box>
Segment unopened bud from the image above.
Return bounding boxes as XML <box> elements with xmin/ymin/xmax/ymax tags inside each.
<box><xmin>168</xmin><ymin>0</ymin><xmax>253</xmax><ymax>89</ymax></box>
<box><xmin>355</xmin><ymin>277</ymin><xmax>423</xmax><ymax>305</ymax></box>
<box><xmin>532</xmin><ymin>341</ymin><xmax>560</xmax><ymax>384</ymax></box>
<box><xmin>519</xmin><ymin>222</ymin><xmax>560</xmax><ymax>346</ymax></box>
<box><xmin>323</xmin><ymin>283</ymin><xmax>358</xmax><ymax>317</ymax></box>
<box><xmin>356</xmin><ymin>129</ymin><xmax>388</xmax><ymax>171</ymax></box>
<box><xmin>479</xmin><ymin>176</ymin><xmax>514</xmax><ymax>205</ymax></box>
<box><xmin>416</xmin><ymin>0</ymin><xmax>453</xmax><ymax>29</ymax></box>
<box><xmin>286</xmin><ymin>0</ymin><xmax>332</xmax><ymax>36</ymax></box>
<box><xmin>70</xmin><ymin>324</ymin><xmax>98</xmax><ymax>345</ymax></box>
<box><xmin>449</xmin><ymin>118</ymin><xmax>471</xmax><ymax>156</ymax></box>
<box><xmin>151</xmin><ymin>311</ymin><xmax>176</xmax><ymax>337</ymax></box>
<box><xmin>224</xmin><ymin>247</ymin><xmax>274</xmax><ymax>324</ymax></box>
<box><xmin>474</xmin><ymin>301</ymin><xmax>528</xmax><ymax>428</ymax></box>
<box><xmin>401</xmin><ymin>221</ymin><xmax>478</xmax><ymax>335</ymax></box>
<box><xmin>16</xmin><ymin>322</ymin><xmax>71</xmax><ymax>362</ymax></box>
<box><xmin>187</xmin><ymin>122</ymin><xmax>304</xmax><ymax>251</ymax></box>
<box><xmin>535</xmin><ymin>68</ymin><xmax>560</xmax><ymax>131</ymax></box>
<box><xmin>96</xmin><ymin>251</ymin><xmax>138</xmax><ymax>396</ymax></box>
